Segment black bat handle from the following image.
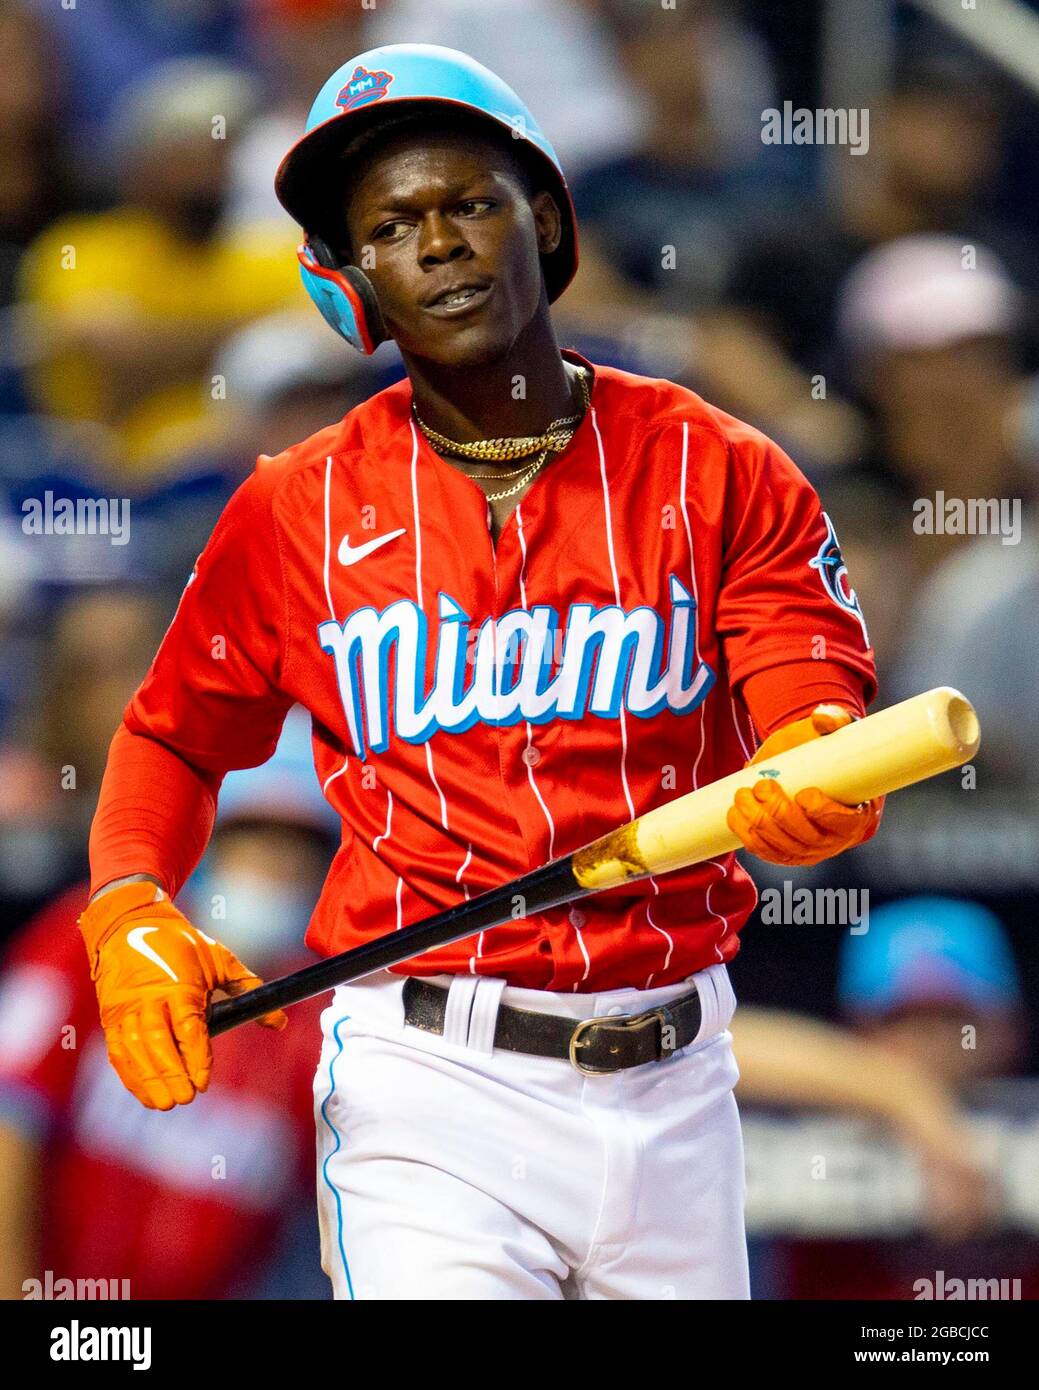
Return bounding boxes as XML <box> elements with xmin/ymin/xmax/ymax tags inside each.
<box><xmin>207</xmin><ymin>857</ymin><xmax>580</xmax><ymax>1037</ymax></box>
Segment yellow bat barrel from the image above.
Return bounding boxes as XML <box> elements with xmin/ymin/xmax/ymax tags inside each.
<box><xmin>572</xmin><ymin>687</ymin><xmax>980</xmax><ymax>890</ymax></box>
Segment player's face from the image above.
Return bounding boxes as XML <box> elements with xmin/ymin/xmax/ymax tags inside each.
<box><xmin>342</xmin><ymin>131</ymin><xmax>560</xmax><ymax>367</ymax></box>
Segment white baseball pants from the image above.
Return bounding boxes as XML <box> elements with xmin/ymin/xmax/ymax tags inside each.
<box><xmin>313</xmin><ymin>963</ymin><xmax>749</xmax><ymax>1300</ymax></box>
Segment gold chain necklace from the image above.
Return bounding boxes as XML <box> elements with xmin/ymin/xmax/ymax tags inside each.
<box><xmin>413</xmin><ymin>368</ymin><xmax>591</xmax><ymax>503</ymax></box>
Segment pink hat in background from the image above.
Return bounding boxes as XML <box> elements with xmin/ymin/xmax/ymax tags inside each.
<box><xmin>839</xmin><ymin>233</ymin><xmax>1023</xmax><ymax>354</ymax></box>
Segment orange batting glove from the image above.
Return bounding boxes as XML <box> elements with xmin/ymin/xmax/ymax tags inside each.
<box><xmin>78</xmin><ymin>880</ymin><xmax>287</xmax><ymax>1111</ymax></box>
<box><xmin>726</xmin><ymin>705</ymin><xmax>883</xmax><ymax>866</ymax></box>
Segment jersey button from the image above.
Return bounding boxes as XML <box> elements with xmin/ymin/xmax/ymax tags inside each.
<box><xmin>522</xmin><ymin>746</ymin><xmax>541</xmax><ymax>767</ymax></box>
<box><xmin>568</xmin><ymin>908</ymin><xmax>586</xmax><ymax>929</ymax></box>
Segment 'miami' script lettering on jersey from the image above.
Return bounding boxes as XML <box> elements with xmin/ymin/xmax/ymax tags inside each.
<box><xmin>319</xmin><ymin>574</ymin><xmax>715</xmax><ymax>759</ymax></box>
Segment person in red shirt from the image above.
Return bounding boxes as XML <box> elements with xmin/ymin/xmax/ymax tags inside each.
<box><xmin>79</xmin><ymin>45</ymin><xmax>880</xmax><ymax>1300</ymax></box>
<box><xmin>0</xmin><ymin>711</ymin><xmax>334</xmax><ymax>1300</ymax></box>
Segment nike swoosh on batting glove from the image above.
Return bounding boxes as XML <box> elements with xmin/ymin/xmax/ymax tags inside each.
<box><xmin>78</xmin><ymin>880</ymin><xmax>287</xmax><ymax>1111</ymax></box>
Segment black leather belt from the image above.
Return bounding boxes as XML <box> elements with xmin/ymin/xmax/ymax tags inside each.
<box><xmin>401</xmin><ymin>977</ymin><xmax>702</xmax><ymax>1075</ymax></box>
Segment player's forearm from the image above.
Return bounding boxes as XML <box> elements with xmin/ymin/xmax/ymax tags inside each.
<box><xmin>731</xmin><ymin>1006</ymin><xmax>983</xmax><ymax>1184</ymax></box>
<box><xmin>89</xmin><ymin>724</ymin><xmax>223</xmax><ymax>900</ymax></box>
<box><xmin>731</xmin><ymin>1007</ymin><xmax>952</xmax><ymax>1131</ymax></box>
<box><xmin>740</xmin><ymin>660</ymin><xmax>867</xmax><ymax>741</ymax></box>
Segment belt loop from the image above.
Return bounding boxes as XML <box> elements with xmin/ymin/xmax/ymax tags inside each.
<box><xmin>688</xmin><ymin>967</ymin><xmax>715</xmax><ymax>1044</ymax></box>
<box><xmin>442</xmin><ymin>976</ymin><xmax>479</xmax><ymax>1047</ymax></box>
<box><xmin>716</xmin><ymin>965</ymin><xmax>737</xmax><ymax>1032</ymax></box>
<box><xmin>466</xmin><ymin>977</ymin><xmax>507</xmax><ymax>1055</ymax></box>
<box><xmin>689</xmin><ymin>964</ymin><xmax>734</xmax><ymax>1044</ymax></box>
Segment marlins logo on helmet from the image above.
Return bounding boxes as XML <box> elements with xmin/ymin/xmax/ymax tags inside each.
<box><xmin>336</xmin><ymin>65</ymin><xmax>394</xmax><ymax>112</ymax></box>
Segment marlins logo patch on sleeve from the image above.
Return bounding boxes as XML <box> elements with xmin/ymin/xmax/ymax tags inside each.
<box><xmin>809</xmin><ymin>513</ymin><xmax>869</xmax><ymax>645</ymax></box>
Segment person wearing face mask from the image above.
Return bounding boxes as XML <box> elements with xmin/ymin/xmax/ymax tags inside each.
<box><xmin>0</xmin><ymin>707</ymin><xmax>336</xmax><ymax>1301</ymax></box>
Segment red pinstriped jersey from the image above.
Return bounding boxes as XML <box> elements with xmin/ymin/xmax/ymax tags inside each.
<box><xmin>126</xmin><ymin>349</ymin><xmax>877</xmax><ymax>991</ymax></box>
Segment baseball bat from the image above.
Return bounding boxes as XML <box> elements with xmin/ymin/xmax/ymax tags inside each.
<box><xmin>207</xmin><ymin>686</ymin><xmax>979</xmax><ymax>1036</ymax></box>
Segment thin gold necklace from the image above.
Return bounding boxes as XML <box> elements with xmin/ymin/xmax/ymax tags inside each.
<box><xmin>413</xmin><ymin>368</ymin><xmax>591</xmax><ymax>503</ymax></box>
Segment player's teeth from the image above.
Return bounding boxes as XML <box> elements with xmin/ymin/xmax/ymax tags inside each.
<box><xmin>443</xmin><ymin>289</ymin><xmax>475</xmax><ymax>305</ymax></box>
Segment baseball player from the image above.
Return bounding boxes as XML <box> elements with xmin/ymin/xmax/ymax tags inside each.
<box><xmin>79</xmin><ymin>45</ymin><xmax>880</xmax><ymax>1300</ymax></box>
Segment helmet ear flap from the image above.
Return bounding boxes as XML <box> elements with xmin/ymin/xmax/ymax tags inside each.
<box><xmin>297</xmin><ymin>235</ymin><xmax>388</xmax><ymax>355</ymax></box>
<box><xmin>305</xmin><ymin>235</ymin><xmax>341</xmax><ymax>270</ymax></box>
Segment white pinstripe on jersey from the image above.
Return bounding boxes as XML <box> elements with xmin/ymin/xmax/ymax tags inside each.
<box><xmin>408</xmin><ymin>421</ymin><xmax>473</xmax><ymax>902</ymax></box>
<box><xmin>321</xmin><ymin>456</ymin><xmax>351</xmax><ymax>796</ymax></box>
<box><xmin>514</xmin><ymin>503</ymin><xmax>558</xmax><ymax>859</ymax></box>
<box><xmin>677</xmin><ymin>421</ymin><xmax>734</xmax><ymax>963</ymax></box>
<box><xmin>590</xmin><ymin>406</ymin><xmax>674</xmax><ymax>990</ymax></box>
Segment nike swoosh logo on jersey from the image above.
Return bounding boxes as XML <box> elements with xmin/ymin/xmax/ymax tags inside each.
<box><xmin>126</xmin><ymin>926</ymin><xmax>179</xmax><ymax>983</ymax></box>
<box><xmin>337</xmin><ymin>528</ymin><xmax>406</xmax><ymax>566</ymax></box>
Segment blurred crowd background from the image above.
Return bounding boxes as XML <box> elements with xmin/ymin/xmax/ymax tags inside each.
<box><xmin>0</xmin><ymin>0</ymin><xmax>1037</xmax><ymax>1301</ymax></box>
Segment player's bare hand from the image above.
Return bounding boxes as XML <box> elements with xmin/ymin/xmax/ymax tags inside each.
<box><xmin>726</xmin><ymin>705</ymin><xmax>884</xmax><ymax>865</ymax></box>
<box><xmin>919</xmin><ymin>1147</ymin><xmax>1000</xmax><ymax>1244</ymax></box>
<box><xmin>78</xmin><ymin>880</ymin><xmax>287</xmax><ymax>1111</ymax></box>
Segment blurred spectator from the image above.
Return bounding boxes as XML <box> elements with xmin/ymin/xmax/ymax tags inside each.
<box><xmin>838</xmin><ymin>234</ymin><xmax>1037</xmax><ymax>779</ymax></box>
<box><xmin>732</xmin><ymin>1003</ymin><xmax>993</xmax><ymax>1250</ymax></box>
<box><xmin>78</xmin><ymin>310</ymin><xmax>400</xmax><ymax>591</ymax></box>
<box><xmin>839</xmin><ymin>234</ymin><xmax>1025</xmax><ymax>510</ymax></box>
<box><xmin>573</xmin><ymin>0</ymin><xmax>781</xmax><ymax>309</ymax></box>
<box><xmin>562</xmin><ymin>0</ymin><xmax>865</xmax><ymax>469</ymax></box>
<box><xmin>0</xmin><ymin>3</ymin><xmax>76</xmax><ymax>314</ymax></box>
<box><xmin>21</xmin><ymin>0</ymin><xmax>247</xmax><ymax>175</ymax></box>
<box><xmin>209</xmin><ymin>307</ymin><xmax>398</xmax><ymax>460</ymax></box>
<box><xmin>0</xmin><ymin>1</ymin><xmax>79</xmax><ymax>417</ymax></box>
<box><xmin>894</xmin><ymin>532</ymin><xmax>1039</xmax><ymax>785</ymax></box>
<box><xmin>839</xmin><ymin>897</ymin><xmax>1025</xmax><ymax>1088</ymax></box>
<box><xmin>0</xmin><ymin>588</ymin><xmax>167</xmax><ymax>929</ymax></box>
<box><xmin>228</xmin><ymin>0</ymin><xmax>375</xmax><ymax>228</ymax></box>
<box><xmin>89</xmin><ymin>307</ymin><xmax>400</xmax><ymax>589</ymax></box>
<box><xmin>16</xmin><ymin>57</ymin><xmax>301</xmax><ymax>479</ymax></box>
<box><xmin>364</xmin><ymin>0</ymin><xmax>645</xmax><ymax>179</ymax></box>
<box><xmin>0</xmin><ymin>706</ymin><xmax>335</xmax><ymax>1300</ymax></box>
<box><xmin>730</xmin><ymin>56</ymin><xmax>1030</xmax><ymax>392</ymax></box>
<box><xmin>771</xmin><ymin>897</ymin><xmax>1036</xmax><ymax>1299</ymax></box>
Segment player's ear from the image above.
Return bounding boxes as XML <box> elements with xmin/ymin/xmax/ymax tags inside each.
<box><xmin>531</xmin><ymin>190</ymin><xmax>562</xmax><ymax>258</ymax></box>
